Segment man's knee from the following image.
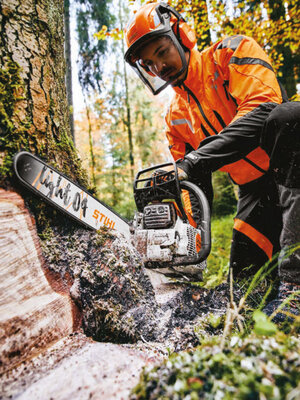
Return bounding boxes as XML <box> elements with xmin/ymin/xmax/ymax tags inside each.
<box><xmin>265</xmin><ymin>102</ymin><xmax>300</xmax><ymax>132</ymax></box>
<box><xmin>262</xmin><ymin>102</ymin><xmax>300</xmax><ymax>186</ymax></box>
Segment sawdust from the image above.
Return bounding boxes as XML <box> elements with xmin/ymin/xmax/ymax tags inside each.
<box><xmin>39</xmin><ymin>225</ymin><xmax>235</xmax><ymax>351</ymax></box>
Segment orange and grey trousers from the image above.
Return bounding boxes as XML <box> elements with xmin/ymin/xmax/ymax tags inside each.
<box><xmin>231</xmin><ymin>102</ymin><xmax>300</xmax><ymax>282</ymax></box>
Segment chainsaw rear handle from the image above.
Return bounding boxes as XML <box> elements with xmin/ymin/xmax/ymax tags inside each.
<box><xmin>180</xmin><ymin>180</ymin><xmax>211</xmax><ymax>261</ymax></box>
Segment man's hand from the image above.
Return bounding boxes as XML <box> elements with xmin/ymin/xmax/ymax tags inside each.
<box><xmin>153</xmin><ymin>165</ymin><xmax>188</xmax><ymax>181</ymax></box>
<box><xmin>177</xmin><ymin>166</ymin><xmax>188</xmax><ymax>181</ymax></box>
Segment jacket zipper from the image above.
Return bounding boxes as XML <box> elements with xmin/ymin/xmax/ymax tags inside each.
<box><xmin>182</xmin><ymin>83</ymin><xmax>219</xmax><ymax>135</ymax></box>
<box><xmin>223</xmin><ymin>81</ymin><xmax>230</xmax><ymax>100</ymax></box>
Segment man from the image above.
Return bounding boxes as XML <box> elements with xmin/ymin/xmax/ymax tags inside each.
<box><xmin>124</xmin><ymin>2</ymin><xmax>300</xmax><ymax>321</ymax></box>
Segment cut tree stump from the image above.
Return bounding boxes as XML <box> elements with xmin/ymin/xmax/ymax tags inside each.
<box><xmin>0</xmin><ymin>189</ymin><xmax>79</xmax><ymax>374</ymax></box>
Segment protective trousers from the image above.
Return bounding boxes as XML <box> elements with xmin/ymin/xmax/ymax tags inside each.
<box><xmin>263</xmin><ymin>101</ymin><xmax>300</xmax><ymax>284</ymax></box>
<box><xmin>231</xmin><ymin>102</ymin><xmax>300</xmax><ymax>283</ymax></box>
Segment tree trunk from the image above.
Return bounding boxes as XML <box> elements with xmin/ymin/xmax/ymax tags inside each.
<box><xmin>0</xmin><ymin>0</ymin><xmax>87</xmax><ymax>373</ymax></box>
<box><xmin>119</xmin><ymin>1</ymin><xmax>135</xmax><ymax>181</ymax></box>
<box><xmin>268</xmin><ymin>0</ymin><xmax>297</xmax><ymax>97</ymax></box>
<box><xmin>0</xmin><ymin>0</ymin><xmax>87</xmax><ymax>189</ymax></box>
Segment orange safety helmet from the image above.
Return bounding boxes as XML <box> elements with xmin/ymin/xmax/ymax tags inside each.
<box><xmin>124</xmin><ymin>2</ymin><xmax>196</xmax><ymax>95</ymax></box>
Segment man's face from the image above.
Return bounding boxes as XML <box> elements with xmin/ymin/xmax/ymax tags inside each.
<box><xmin>138</xmin><ymin>36</ymin><xmax>188</xmax><ymax>85</ymax></box>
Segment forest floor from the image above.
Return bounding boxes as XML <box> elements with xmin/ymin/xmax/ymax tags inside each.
<box><xmin>0</xmin><ymin>277</ymin><xmax>251</xmax><ymax>400</ymax></box>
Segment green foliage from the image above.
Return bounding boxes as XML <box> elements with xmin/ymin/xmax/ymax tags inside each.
<box><xmin>209</xmin><ymin>0</ymin><xmax>299</xmax><ymax>97</ymax></box>
<box><xmin>170</xmin><ymin>0</ymin><xmax>212</xmax><ymax>51</ymax></box>
<box><xmin>131</xmin><ymin>334</ymin><xmax>300</xmax><ymax>400</ymax></box>
<box><xmin>212</xmin><ymin>171</ymin><xmax>237</xmax><ymax>217</ymax></box>
<box><xmin>199</xmin><ymin>214</ymin><xmax>234</xmax><ymax>288</ymax></box>
<box><xmin>253</xmin><ymin>310</ymin><xmax>278</xmax><ymax>336</ymax></box>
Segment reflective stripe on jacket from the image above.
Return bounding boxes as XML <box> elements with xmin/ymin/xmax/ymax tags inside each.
<box><xmin>165</xmin><ymin>35</ymin><xmax>284</xmax><ymax>185</ymax></box>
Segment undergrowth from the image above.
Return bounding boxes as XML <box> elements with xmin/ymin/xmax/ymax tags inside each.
<box><xmin>201</xmin><ymin>214</ymin><xmax>234</xmax><ymax>288</ymax></box>
<box><xmin>131</xmin><ymin>215</ymin><xmax>300</xmax><ymax>400</ymax></box>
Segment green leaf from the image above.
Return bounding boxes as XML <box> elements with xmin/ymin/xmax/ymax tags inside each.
<box><xmin>253</xmin><ymin>310</ymin><xmax>278</xmax><ymax>336</ymax></box>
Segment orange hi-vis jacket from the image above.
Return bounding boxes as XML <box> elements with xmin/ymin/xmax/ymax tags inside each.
<box><xmin>165</xmin><ymin>35</ymin><xmax>284</xmax><ymax>185</ymax></box>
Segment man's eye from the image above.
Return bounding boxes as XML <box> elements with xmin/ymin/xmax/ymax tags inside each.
<box><xmin>158</xmin><ymin>48</ymin><xmax>168</xmax><ymax>57</ymax></box>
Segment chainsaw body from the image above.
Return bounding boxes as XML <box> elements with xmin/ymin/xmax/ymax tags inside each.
<box><xmin>131</xmin><ymin>163</ymin><xmax>211</xmax><ymax>273</ymax></box>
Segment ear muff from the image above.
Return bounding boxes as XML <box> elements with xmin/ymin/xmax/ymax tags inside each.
<box><xmin>173</xmin><ymin>20</ymin><xmax>197</xmax><ymax>50</ymax></box>
<box><xmin>178</xmin><ymin>20</ymin><xmax>197</xmax><ymax>49</ymax></box>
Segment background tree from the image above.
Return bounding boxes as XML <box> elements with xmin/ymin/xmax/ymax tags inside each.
<box><xmin>64</xmin><ymin>0</ymin><xmax>75</xmax><ymax>143</ymax></box>
<box><xmin>75</xmin><ymin>0</ymin><xmax>114</xmax><ymax>93</ymax></box>
<box><xmin>73</xmin><ymin>0</ymin><xmax>115</xmax><ymax>187</ymax></box>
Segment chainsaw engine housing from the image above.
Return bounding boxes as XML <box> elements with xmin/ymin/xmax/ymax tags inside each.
<box><xmin>132</xmin><ymin>162</ymin><xmax>211</xmax><ymax>274</ymax></box>
<box><xmin>132</xmin><ymin>202</ymin><xmax>205</xmax><ymax>267</ymax></box>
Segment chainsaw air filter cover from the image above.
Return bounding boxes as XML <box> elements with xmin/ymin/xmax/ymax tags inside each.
<box><xmin>143</xmin><ymin>202</ymin><xmax>176</xmax><ymax>229</ymax></box>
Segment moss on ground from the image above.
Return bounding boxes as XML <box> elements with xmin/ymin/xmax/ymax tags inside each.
<box><xmin>131</xmin><ymin>334</ymin><xmax>300</xmax><ymax>400</ymax></box>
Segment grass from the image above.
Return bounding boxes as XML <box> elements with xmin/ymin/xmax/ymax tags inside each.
<box><xmin>200</xmin><ymin>214</ymin><xmax>234</xmax><ymax>288</ymax></box>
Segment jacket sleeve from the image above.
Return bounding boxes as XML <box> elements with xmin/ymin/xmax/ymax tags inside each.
<box><xmin>165</xmin><ymin>126</ymin><xmax>186</xmax><ymax>162</ymax></box>
<box><xmin>178</xmin><ymin>36</ymin><xmax>283</xmax><ymax>175</ymax></box>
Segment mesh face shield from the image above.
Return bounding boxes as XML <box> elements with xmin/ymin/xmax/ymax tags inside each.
<box><xmin>124</xmin><ymin>5</ymin><xmax>188</xmax><ymax>95</ymax></box>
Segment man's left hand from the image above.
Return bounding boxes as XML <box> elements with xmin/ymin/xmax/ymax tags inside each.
<box><xmin>153</xmin><ymin>165</ymin><xmax>188</xmax><ymax>181</ymax></box>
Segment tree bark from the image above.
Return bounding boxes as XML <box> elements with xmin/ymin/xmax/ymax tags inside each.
<box><xmin>0</xmin><ymin>0</ymin><xmax>87</xmax><ymax>189</ymax></box>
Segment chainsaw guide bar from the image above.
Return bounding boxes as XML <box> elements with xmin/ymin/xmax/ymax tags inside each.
<box><xmin>13</xmin><ymin>151</ymin><xmax>131</xmax><ymax>237</ymax></box>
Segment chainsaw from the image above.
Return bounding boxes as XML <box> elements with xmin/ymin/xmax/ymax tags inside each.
<box><xmin>13</xmin><ymin>152</ymin><xmax>211</xmax><ymax>276</ymax></box>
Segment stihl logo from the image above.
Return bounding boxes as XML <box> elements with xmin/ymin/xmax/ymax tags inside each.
<box><xmin>92</xmin><ymin>210</ymin><xmax>115</xmax><ymax>229</ymax></box>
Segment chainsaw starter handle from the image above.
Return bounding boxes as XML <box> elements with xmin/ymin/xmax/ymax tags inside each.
<box><xmin>180</xmin><ymin>181</ymin><xmax>211</xmax><ymax>261</ymax></box>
